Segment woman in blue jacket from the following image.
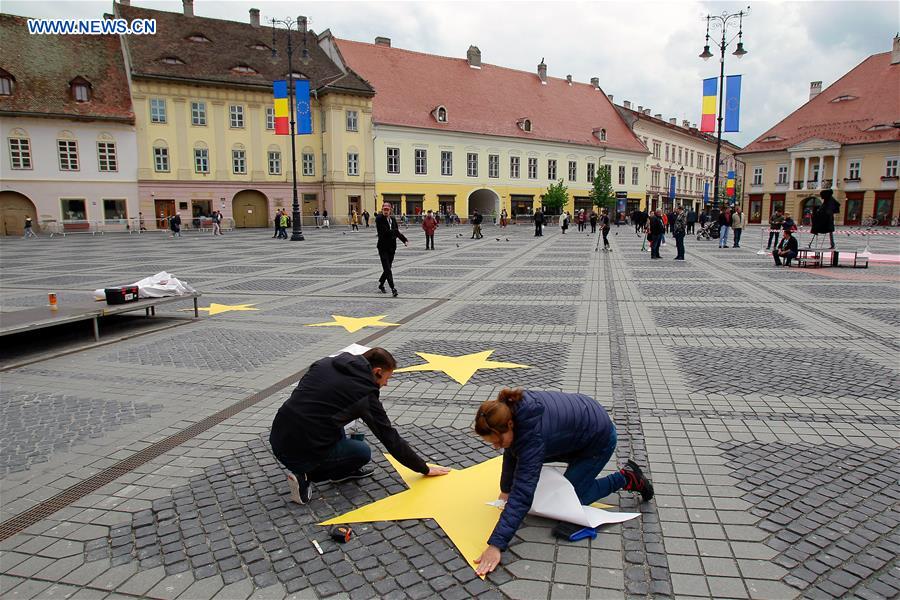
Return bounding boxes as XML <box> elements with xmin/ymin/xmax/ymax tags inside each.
<box><xmin>473</xmin><ymin>388</ymin><xmax>653</xmax><ymax>575</ymax></box>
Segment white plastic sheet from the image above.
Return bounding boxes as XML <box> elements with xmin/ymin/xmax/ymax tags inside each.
<box><xmin>93</xmin><ymin>271</ymin><xmax>196</xmax><ymax>301</ymax></box>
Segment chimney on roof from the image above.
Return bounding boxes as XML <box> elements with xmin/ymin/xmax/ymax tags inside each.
<box><xmin>638</xmin><ymin>105</ymin><xmax>644</xmax><ymax>113</ymax></box>
<box><xmin>892</xmin><ymin>34</ymin><xmax>900</xmax><ymax>64</ymax></box>
<box><xmin>606</xmin><ymin>93</ymin><xmax>613</xmax><ymax>102</ymax></box>
<box><xmin>644</xmin><ymin>109</ymin><xmax>651</xmax><ymax>116</ymax></box>
<box><xmin>249</xmin><ymin>8</ymin><xmax>260</xmax><ymax>27</ymax></box>
<box><xmin>375</xmin><ymin>36</ymin><xmax>391</xmax><ymax>47</ymax></box>
<box><xmin>623</xmin><ymin>100</ymin><xmax>631</xmax><ymax>109</ymax></box>
<box><xmin>182</xmin><ymin>0</ymin><xmax>193</xmax><ymax>17</ymax></box>
<box><xmin>537</xmin><ymin>59</ymin><xmax>547</xmax><ymax>84</ymax></box>
<box><xmin>655</xmin><ymin>113</ymin><xmax>662</xmax><ymax>119</ymax></box>
<box><xmin>467</xmin><ymin>45</ymin><xmax>481</xmax><ymax>68</ymax></box>
<box><xmin>809</xmin><ymin>81</ymin><xmax>822</xmax><ymax>101</ymax></box>
<box><xmin>669</xmin><ymin>118</ymin><xmax>677</xmax><ymax>125</ymax></box>
<box><xmin>566</xmin><ymin>74</ymin><xmax>572</xmax><ymax>85</ymax></box>
<box><xmin>119</xmin><ymin>0</ymin><xmax>130</xmax><ymax>5</ymax></box>
<box><xmin>682</xmin><ymin>119</ymin><xmax>690</xmax><ymax>128</ymax></box>
<box><xmin>692</xmin><ymin>123</ymin><xmax>697</xmax><ymax>128</ymax></box>
<box><xmin>591</xmin><ymin>77</ymin><xmax>600</xmax><ymax>90</ymax></box>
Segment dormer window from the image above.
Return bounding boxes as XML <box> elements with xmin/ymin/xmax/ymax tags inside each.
<box><xmin>285</xmin><ymin>72</ymin><xmax>305</xmax><ymax>81</ymax></box>
<box><xmin>830</xmin><ymin>94</ymin><xmax>857</xmax><ymax>103</ymax></box>
<box><xmin>231</xmin><ymin>65</ymin><xmax>258</xmax><ymax>75</ymax></box>
<box><xmin>866</xmin><ymin>123</ymin><xmax>891</xmax><ymax>131</ymax></box>
<box><xmin>0</xmin><ymin>69</ymin><xmax>14</xmax><ymax>96</ymax></box>
<box><xmin>187</xmin><ymin>33</ymin><xmax>211</xmax><ymax>43</ymax></box>
<box><xmin>592</xmin><ymin>127</ymin><xmax>607</xmax><ymax>142</ymax></box>
<box><xmin>762</xmin><ymin>135</ymin><xmax>785</xmax><ymax>142</ymax></box>
<box><xmin>250</xmin><ymin>43</ymin><xmax>271</xmax><ymax>51</ymax></box>
<box><xmin>70</xmin><ymin>77</ymin><xmax>91</xmax><ymax>102</ymax></box>
<box><xmin>433</xmin><ymin>105</ymin><xmax>448</xmax><ymax>123</ymax></box>
<box><xmin>518</xmin><ymin>118</ymin><xmax>532</xmax><ymax>132</ymax></box>
<box><xmin>160</xmin><ymin>56</ymin><xmax>185</xmax><ymax>65</ymax></box>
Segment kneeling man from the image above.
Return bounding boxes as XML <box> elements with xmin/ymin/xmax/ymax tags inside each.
<box><xmin>270</xmin><ymin>347</ymin><xmax>449</xmax><ymax>504</ymax></box>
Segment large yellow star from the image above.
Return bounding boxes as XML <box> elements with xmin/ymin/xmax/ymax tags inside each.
<box><xmin>306</xmin><ymin>314</ymin><xmax>400</xmax><ymax>333</ymax></box>
<box><xmin>183</xmin><ymin>303</ymin><xmax>259</xmax><ymax>316</ymax></box>
<box><xmin>321</xmin><ymin>454</ymin><xmax>614</xmax><ymax>576</ymax></box>
<box><xmin>394</xmin><ymin>350</ymin><xmax>530</xmax><ymax>385</ymax></box>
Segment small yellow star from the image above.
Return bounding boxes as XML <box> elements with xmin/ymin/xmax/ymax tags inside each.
<box><xmin>394</xmin><ymin>350</ymin><xmax>530</xmax><ymax>385</ymax></box>
<box><xmin>306</xmin><ymin>314</ymin><xmax>400</xmax><ymax>333</ymax></box>
<box><xmin>183</xmin><ymin>303</ymin><xmax>259</xmax><ymax>316</ymax></box>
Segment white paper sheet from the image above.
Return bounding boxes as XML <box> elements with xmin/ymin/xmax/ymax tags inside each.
<box><xmin>329</xmin><ymin>343</ymin><xmax>371</xmax><ymax>357</ymax></box>
<box><xmin>525</xmin><ymin>467</ymin><xmax>640</xmax><ymax>527</ymax></box>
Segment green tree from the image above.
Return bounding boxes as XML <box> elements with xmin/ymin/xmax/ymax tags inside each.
<box><xmin>542</xmin><ymin>179</ymin><xmax>569</xmax><ymax>214</ymax></box>
<box><xmin>590</xmin><ymin>164</ymin><xmax>615</xmax><ymax>212</ymax></box>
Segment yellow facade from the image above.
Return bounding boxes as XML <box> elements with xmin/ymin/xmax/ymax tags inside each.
<box><xmin>370</xmin><ymin>125</ymin><xmax>647</xmax><ymax>218</ymax></box>
<box><xmin>741</xmin><ymin>141</ymin><xmax>900</xmax><ymax>225</ymax></box>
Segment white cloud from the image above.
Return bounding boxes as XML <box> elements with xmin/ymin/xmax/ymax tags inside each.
<box><xmin>4</xmin><ymin>0</ymin><xmax>896</xmax><ymax>146</ymax></box>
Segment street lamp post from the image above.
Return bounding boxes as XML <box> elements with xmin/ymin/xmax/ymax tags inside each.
<box><xmin>700</xmin><ymin>7</ymin><xmax>749</xmax><ymax>209</ymax></box>
<box><xmin>270</xmin><ymin>16</ymin><xmax>311</xmax><ymax>241</ymax></box>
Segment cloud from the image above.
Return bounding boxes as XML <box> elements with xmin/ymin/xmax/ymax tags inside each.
<box><xmin>3</xmin><ymin>0</ymin><xmax>895</xmax><ymax>147</ymax></box>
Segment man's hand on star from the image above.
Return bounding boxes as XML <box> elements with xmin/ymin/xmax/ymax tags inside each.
<box><xmin>474</xmin><ymin>545</ymin><xmax>502</xmax><ymax>576</ymax></box>
<box><xmin>426</xmin><ymin>466</ymin><xmax>450</xmax><ymax>477</ymax></box>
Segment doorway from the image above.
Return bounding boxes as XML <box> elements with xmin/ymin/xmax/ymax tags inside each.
<box><xmin>467</xmin><ymin>188</ymin><xmax>499</xmax><ymax>220</ymax></box>
<box><xmin>845</xmin><ymin>192</ymin><xmax>863</xmax><ymax>226</ymax></box>
<box><xmin>154</xmin><ymin>199</ymin><xmax>176</xmax><ymax>229</ymax></box>
<box><xmin>510</xmin><ymin>195</ymin><xmax>533</xmax><ymax>217</ymax></box>
<box><xmin>348</xmin><ymin>195</ymin><xmax>361</xmax><ymax>216</ymax></box>
<box><xmin>874</xmin><ymin>191</ymin><xmax>895</xmax><ymax>225</ymax></box>
<box><xmin>231</xmin><ymin>190</ymin><xmax>269</xmax><ymax>228</ymax></box>
<box><xmin>748</xmin><ymin>194</ymin><xmax>763</xmax><ymax>224</ymax></box>
<box><xmin>0</xmin><ymin>191</ymin><xmax>37</xmax><ymax>236</ymax></box>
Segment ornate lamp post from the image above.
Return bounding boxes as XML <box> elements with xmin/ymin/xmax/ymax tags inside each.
<box><xmin>700</xmin><ymin>7</ymin><xmax>749</xmax><ymax>209</ymax></box>
<box><xmin>270</xmin><ymin>16</ymin><xmax>311</xmax><ymax>241</ymax></box>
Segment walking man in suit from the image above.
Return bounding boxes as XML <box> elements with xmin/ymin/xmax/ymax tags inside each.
<box><xmin>375</xmin><ymin>202</ymin><xmax>408</xmax><ymax>297</ymax></box>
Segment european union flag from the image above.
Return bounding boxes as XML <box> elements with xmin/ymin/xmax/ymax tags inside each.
<box><xmin>295</xmin><ymin>79</ymin><xmax>312</xmax><ymax>135</ymax></box>
<box><xmin>724</xmin><ymin>75</ymin><xmax>741</xmax><ymax>133</ymax></box>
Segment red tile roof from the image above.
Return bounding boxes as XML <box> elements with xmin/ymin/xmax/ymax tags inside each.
<box><xmin>741</xmin><ymin>52</ymin><xmax>900</xmax><ymax>154</ymax></box>
<box><xmin>116</xmin><ymin>4</ymin><xmax>372</xmax><ymax>96</ymax></box>
<box><xmin>334</xmin><ymin>38</ymin><xmax>648</xmax><ymax>154</ymax></box>
<box><xmin>616</xmin><ymin>105</ymin><xmax>742</xmax><ymax>152</ymax></box>
<box><xmin>0</xmin><ymin>13</ymin><xmax>134</xmax><ymax>122</ymax></box>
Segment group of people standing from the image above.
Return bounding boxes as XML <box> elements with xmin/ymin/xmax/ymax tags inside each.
<box><xmin>644</xmin><ymin>206</ymin><xmax>687</xmax><ymax>260</ymax></box>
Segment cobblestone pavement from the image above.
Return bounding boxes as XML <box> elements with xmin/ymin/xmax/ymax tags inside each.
<box><xmin>1</xmin><ymin>224</ymin><xmax>898</xmax><ymax>600</ymax></box>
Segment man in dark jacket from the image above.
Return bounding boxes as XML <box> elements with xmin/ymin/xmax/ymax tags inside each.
<box><xmin>471</xmin><ymin>210</ymin><xmax>484</xmax><ymax>239</ymax></box>
<box><xmin>375</xmin><ymin>202</ymin><xmax>408</xmax><ymax>297</ymax></box>
<box><xmin>648</xmin><ymin>210</ymin><xmax>665</xmax><ymax>258</ymax></box>
<box><xmin>686</xmin><ymin>208</ymin><xmax>697</xmax><ymax>234</ymax></box>
<box><xmin>533</xmin><ymin>208</ymin><xmax>545</xmax><ymax>237</ymax></box>
<box><xmin>812</xmin><ymin>189</ymin><xmax>840</xmax><ymax>249</ymax></box>
<box><xmin>773</xmin><ymin>230</ymin><xmax>799</xmax><ymax>266</ymax></box>
<box><xmin>673</xmin><ymin>205</ymin><xmax>687</xmax><ymax>260</ymax></box>
<box><xmin>270</xmin><ymin>348</ymin><xmax>449</xmax><ymax>504</ymax></box>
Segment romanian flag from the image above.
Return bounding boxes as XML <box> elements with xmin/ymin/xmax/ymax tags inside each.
<box><xmin>701</xmin><ymin>78</ymin><xmax>717</xmax><ymax>133</ymax></box>
<box><xmin>726</xmin><ymin>170</ymin><xmax>735</xmax><ymax>197</ymax></box>
<box><xmin>273</xmin><ymin>80</ymin><xmax>289</xmax><ymax>135</ymax></box>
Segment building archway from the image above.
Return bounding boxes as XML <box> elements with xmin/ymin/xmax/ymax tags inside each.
<box><xmin>467</xmin><ymin>188</ymin><xmax>499</xmax><ymax>220</ymax></box>
<box><xmin>800</xmin><ymin>196</ymin><xmax>821</xmax><ymax>227</ymax></box>
<box><xmin>232</xmin><ymin>190</ymin><xmax>269</xmax><ymax>228</ymax></box>
<box><xmin>0</xmin><ymin>190</ymin><xmax>37</xmax><ymax>236</ymax></box>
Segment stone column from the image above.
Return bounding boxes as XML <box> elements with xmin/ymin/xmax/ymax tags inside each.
<box><xmin>817</xmin><ymin>155</ymin><xmax>824</xmax><ymax>189</ymax></box>
<box><xmin>803</xmin><ymin>157</ymin><xmax>810</xmax><ymax>190</ymax></box>
<box><xmin>789</xmin><ymin>157</ymin><xmax>796</xmax><ymax>190</ymax></box>
<box><xmin>831</xmin><ymin>153</ymin><xmax>839</xmax><ymax>189</ymax></box>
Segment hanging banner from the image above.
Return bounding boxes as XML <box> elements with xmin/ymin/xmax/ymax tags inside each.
<box><xmin>669</xmin><ymin>175</ymin><xmax>676</xmax><ymax>201</ymax></box>
<box><xmin>272</xmin><ymin>80</ymin><xmax>289</xmax><ymax>135</ymax></box>
<box><xmin>726</xmin><ymin>171</ymin><xmax>736</xmax><ymax>198</ymax></box>
<box><xmin>295</xmin><ymin>79</ymin><xmax>312</xmax><ymax>135</ymax></box>
<box><xmin>724</xmin><ymin>75</ymin><xmax>742</xmax><ymax>132</ymax></box>
<box><xmin>700</xmin><ymin>78</ymin><xmax>717</xmax><ymax>132</ymax></box>
<box><xmin>703</xmin><ymin>182</ymin><xmax>710</xmax><ymax>205</ymax></box>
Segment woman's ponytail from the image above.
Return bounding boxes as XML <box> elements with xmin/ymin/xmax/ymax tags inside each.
<box><xmin>474</xmin><ymin>388</ymin><xmax>524</xmax><ymax>437</ymax></box>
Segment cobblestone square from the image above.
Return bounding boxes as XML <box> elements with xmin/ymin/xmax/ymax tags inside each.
<box><xmin>0</xmin><ymin>224</ymin><xmax>897</xmax><ymax>600</ymax></box>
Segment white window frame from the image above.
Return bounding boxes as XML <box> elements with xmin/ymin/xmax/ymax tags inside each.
<box><xmin>265</xmin><ymin>107</ymin><xmax>275</xmax><ymax>131</ymax></box>
<box><xmin>587</xmin><ymin>162</ymin><xmax>595</xmax><ymax>183</ymax></box>
<box><xmin>194</xmin><ymin>147</ymin><xmax>209</xmax><ymax>173</ymax></box>
<box><xmin>301</xmin><ymin>152</ymin><xmax>314</xmax><ymax>176</ymax></box>
<box><xmin>346</xmin><ymin>110</ymin><xmax>358</xmax><ymax>132</ymax></box>
<box><xmin>752</xmin><ymin>166</ymin><xmax>763</xmax><ymax>186</ymax></box>
<box><xmin>885</xmin><ymin>157</ymin><xmax>899</xmax><ymax>178</ymax></box>
<box><xmin>153</xmin><ymin>146</ymin><xmax>169</xmax><ymax>172</ymax></box>
<box><xmin>347</xmin><ymin>152</ymin><xmax>360</xmax><ymax>176</ymax></box>
<box><xmin>191</xmin><ymin>101</ymin><xmax>207</xmax><ymax>126</ymax></box>
<box><xmin>777</xmin><ymin>165</ymin><xmax>789</xmax><ymax>185</ymax></box>
<box><xmin>846</xmin><ymin>160</ymin><xmax>861</xmax><ymax>180</ymax></box>
<box><xmin>653</xmin><ymin>142</ymin><xmax>661</xmax><ymax>160</ymax></box>
<box><xmin>651</xmin><ymin>170</ymin><xmax>660</xmax><ymax>187</ymax></box>
<box><xmin>441</xmin><ymin>150</ymin><xmax>453</xmax><ymax>176</ymax></box>
<box><xmin>488</xmin><ymin>154</ymin><xmax>499</xmax><ymax>178</ymax></box>
<box><xmin>150</xmin><ymin>98</ymin><xmax>167</xmax><ymax>124</ymax></box>
<box><xmin>618</xmin><ymin>165</ymin><xmax>626</xmax><ymax>185</ymax></box>
<box><xmin>73</xmin><ymin>84</ymin><xmax>89</xmax><ymax>102</ymax></box>
<box><xmin>527</xmin><ymin>157</ymin><xmax>538</xmax><ymax>179</ymax></box>
<box><xmin>567</xmin><ymin>160</ymin><xmax>576</xmax><ymax>182</ymax></box>
<box><xmin>97</xmin><ymin>141</ymin><xmax>117</xmax><ymax>172</ymax></box>
<box><xmin>386</xmin><ymin>147</ymin><xmax>400</xmax><ymax>174</ymax></box>
<box><xmin>57</xmin><ymin>139</ymin><xmax>79</xmax><ymax>171</ymax></box>
<box><xmin>268</xmin><ymin>150</ymin><xmax>282</xmax><ymax>175</ymax></box>
<box><xmin>415</xmin><ymin>149</ymin><xmax>427</xmax><ymax>175</ymax></box>
<box><xmin>632</xmin><ymin>166</ymin><xmax>639</xmax><ymax>186</ymax></box>
<box><xmin>547</xmin><ymin>159</ymin><xmax>557</xmax><ymax>180</ymax></box>
<box><xmin>467</xmin><ymin>152</ymin><xmax>478</xmax><ymax>177</ymax></box>
<box><xmin>0</xmin><ymin>77</ymin><xmax>12</xmax><ymax>96</ymax></box>
<box><xmin>229</xmin><ymin>105</ymin><xmax>245</xmax><ymax>129</ymax></box>
<box><xmin>232</xmin><ymin>149</ymin><xmax>246</xmax><ymax>174</ymax></box>
<box><xmin>9</xmin><ymin>137</ymin><xmax>32</xmax><ymax>169</ymax></box>
<box><xmin>510</xmin><ymin>155</ymin><xmax>520</xmax><ymax>179</ymax></box>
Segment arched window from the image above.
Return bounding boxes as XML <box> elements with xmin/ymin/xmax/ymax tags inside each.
<box><xmin>187</xmin><ymin>33</ymin><xmax>211</xmax><ymax>43</ymax></box>
<box><xmin>437</xmin><ymin>106</ymin><xmax>447</xmax><ymax>122</ymax></box>
<box><xmin>231</xmin><ymin>65</ymin><xmax>258</xmax><ymax>75</ymax></box>
<box><xmin>160</xmin><ymin>56</ymin><xmax>185</xmax><ymax>65</ymax></box>
<box><xmin>70</xmin><ymin>77</ymin><xmax>91</xmax><ymax>102</ymax></box>
<box><xmin>8</xmin><ymin>128</ymin><xmax>32</xmax><ymax>169</ymax></box>
<box><xmin>0</xmin><ymin>68</ymin><xmax>14</xmax><ymax>96</ymax></box>
<box><xmin>523</xmin><ymin>119</ymin><xmax>532</xmax><ymax>132</ymax></box>
<box><xmin>599</xmin><ymin>128</ymin><xmax>607</xmax><ymax>141</ymax></box>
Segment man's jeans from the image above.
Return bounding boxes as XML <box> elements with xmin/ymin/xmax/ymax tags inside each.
<box><xmin>273</xmin><ymin>436</ymin><xmax>371</xmax><ymax>483</ymax></box>
<box><xmin>767</xmin><ymin>231</ymin><xmax>780</xmax><ymax>249</ymax></box>
<box><xmin>733</xmin><ymin>228</ymin><xmax>743</xmax><ymax>247</ymax></box>
<box><xmin>650</xmin><ymin>235</ymin><xmax>662</xmax><ymax>257</ymax></box>
<box><xmin>719</xmin><ymin>225</ymin><xmax>731</xmax><ymax>247</ymax></box>
<box><xmin>563</xmin><ymin>426</ymin><xmax>626</xmax><ymax>505</ymax></box>
<box><xmin>674</xmin><ymin>231</ymin><xmax>685</xmax><ymax>259</ymax></box>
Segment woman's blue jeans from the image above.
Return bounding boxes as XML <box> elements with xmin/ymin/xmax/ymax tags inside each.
<box><xmin>563</xmin><ymin>426</ymin><xmax>626</xmax><ymax>505</ymax></box>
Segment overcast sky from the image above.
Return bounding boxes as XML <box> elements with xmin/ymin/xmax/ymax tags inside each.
<box><xmin>4</xmin><ymin>1</ymin><xmax>897</xmax><ymax>147</ymax></box>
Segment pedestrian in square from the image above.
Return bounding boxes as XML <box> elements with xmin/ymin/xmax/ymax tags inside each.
<box><xmin>673</xmin><ymin>205</ymin><xmax>687</xmax><ymax>260</ymax></box>
<box><xmin>590</xmin><ymin>210</ymin><xmax>598</xmax><ymax>234</ymax></box>
<box><xmin>533</xmin><ymin>208</ymin><xmax>544</xmax><ymax>237</ymax></box>
<box><xmin>351</xmin><ymin>210</ymin><xmax>360</xmax><ymax>232</ymax></box>
<box><xmin>773</xmin><ymin>230</ymin><xmax>798</xmax><ymax>266</ymax></box>
<box><xmin>170</xmin><ymin>213</ymin><xmax>182</xmax><ymax>238</ymax></box>
<box><xmin>278</xmin><ymin>211</ymin><xmax>289</xmax><ymax>239</ymax></box>
<box><xmin>363</xmin><ymin>210</ymin><xmax>370</xmax><ymax>228</ymax></box>
<box><xmin>273</xmin><ymin>209</ymin><xmax>282</xmax><ymax>238</ymax></box>
<box><xmin>375</xmin><ymin>202</ymin><xmax>407</xmax><ymax>297</ymax></box>
<box><xmin>649</xmin><ymin>209</ymin><xmax>665</xmax><ymax>258</ymax></box>
<box><xmin>212</xmin><ymin>210</ymin><xmax>223</xmax><ymax>236</ymax></box>
<box><xmin>471</xmin><ymin>210</ymin><xmax>484</xmax><ymax>239</ymax></box>
<box><xmin>560</xmin><ymin>211</ymin><xmax>569</xmax><ymax>234</ymax></box>
<box><xmin>23</xmin><ymin>216</ymin><xmax>36</xmax><ymax>238</ymax></box>
<box><xmin>422</xmin><ymin>209</ymin><xmax>438</xmax><ymax>250</ymax></box>
<box><xmin>686</xmin><ymin>208</ymin><xmax>697</xmax><ymax>234</ymax></box>
<box><xmin>322</xmin><ymin>209</ymin><xmax>330</xmax><ymax>228</ymax></box>
<box><xmin>731</xmin><ymin>205</ymin><xmax>745</xmax><ymax>248</ymax></box>
<box><xmin>718</xmin><ymin>207</ymin><xmax>732</xmax><ymax>248</ymax></box>
<box><xmin>767</xmin><ymin>210</ymin><xmax>784</xmax><ymax>250</ymax></box>
<box><xmin>599</xmin><ymin>208</ymin><xmax>611</xmax><ymax>251</ymax></box>
<box><xmin>314</xmin><ymin>209</ymin><xmax>320</xmax><ymax>228</ymax></box>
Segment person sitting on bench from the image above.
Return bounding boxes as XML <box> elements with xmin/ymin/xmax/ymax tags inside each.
<box><xmin>269</xmin><ymin>348</ymin><xmax>449</xmax><ymax>504</ymax></box>
<box><xmin>773</xmin><ymin>230</ymin><xmax>799</xmax><ymax>266</ymax></box>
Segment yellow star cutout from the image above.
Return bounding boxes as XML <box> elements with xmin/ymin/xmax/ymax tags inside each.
<box><xmin>305</xmin><ymin>314</ymin><xmax>400</xmax><ymax>334</ymax></box>
<box><xmin>394</xmin><ymin>350</ymin><xmax>530</xmax><ymax>385</ymax></box>
<box><xmin>321</xmin><ymin>454</ymin><xmax>613</xmax><ymax>576</ymax></box>
<box><xmin>182</xmin><ymin>303</ymin><xmax>259</xmax><ymax>316</ymax></box>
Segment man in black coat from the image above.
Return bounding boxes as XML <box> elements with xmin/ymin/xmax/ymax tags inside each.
<box><xmin>533</xmin><ymin>208</ymin><xmax>545</xmax><ymax>237</ymax></box>
<box><xmin>773</xmin><ymin>230</ymin><xmax>799</xmax><ymax>266</ymax></box>
<box><xmin>375</xmin><ymin>202</ymin><xmax>408</xmax><ymax>297</ymax></box>
<box><xmin>812</xmin><ymin>189</ymin><xmax>840</xmax><ymax>249</ymax></box>
<box><xmin>270</xmin><ymin>348</ymin><xmax>449</xmax><ymax>504</ymax></box>
<box><xmin>686</xmin><ymin>208</ymin><xmax>697</xmax><ymax>234</ymax></box>
<box><xmin>648</xmin><ymin>210</ymin><xmax>665</xmax><ymax>258</ymax></box>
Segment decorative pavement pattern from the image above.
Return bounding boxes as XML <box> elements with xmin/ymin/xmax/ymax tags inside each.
<box><xmin>0</xmin><ymin>224</ymin><xmax>898</xmax><ymax>600</ymax></box>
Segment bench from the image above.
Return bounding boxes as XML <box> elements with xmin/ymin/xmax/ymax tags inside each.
<box><xmin>794</xmin><ymin>249</ymin><xmax>823</xmax><ymax>268</ymax></box>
